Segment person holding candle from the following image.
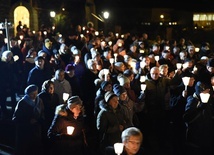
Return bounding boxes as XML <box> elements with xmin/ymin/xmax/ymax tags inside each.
<box><xmin>183</xmin><ymin>81</ymin><xmax>213</xmax><ymax>155</ymax></box>
<box><xmin>139</xmin><ymin>66</ymin><xmax>181</xmax><ymax>155</ymax></box>
<box><xmin>47</xmin><ymin>95</ymin><xmax>88</xmax><ymax>155</ymax></box>
<box><xmin>105</xmin><ymin>127</ymin><xmax>144</xmax><ymax>155</ymax></box>
<box><xmin>169</xmin><ymin>73</ymin><xmax>196</xmax><ymax>155</ymax></box>
<box><xmin>51</xmin><ymin>69</ymin><xmax>72</xmax><ymax>104</ymax></box>
<box><xmin>96</xmin><ymin>91</ymin><xmax>132</xmax><ymax>154</ymax></box>
<box><xmin>113</xmin><ymin>84</ymin><xmax>145</xmax><ymax>127</ymax></box>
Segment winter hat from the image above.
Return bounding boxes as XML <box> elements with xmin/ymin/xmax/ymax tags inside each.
<box><xmin>91</xmin><ymin>50</ymin><xmax>100</xmax><ymax>59</ymax></box>
<box><xmin>123</xmin><ymin>69</ymin><xmax>134</xmax><ymax>77</ymax></box>
<box><xmin>195</xmin><ymin>81</ymin><xmax>208</xmax><ymax>96</ymax></box>
<box><xmin>117</xmin><ymin>74</ymin><xmax>130</xmax><ymax>86</ymax></box>
<box><xmin>44</xmin><ymin>38</ymin><xmax>51</xmax><ymax>43</ymax></box>
<box><xmin>70</xmin><ymin>45</ymin><xmax>81</xmax><ymax>55</ymax></box>
<box><xmin>101</xmin><ymin>81</ymin><xmax>111</xmax><ymax>90</ymax></box>
<box><xmin>104</xmin><ymin>91</ymin><xmax>117</xmax><ymax>103</ymax></box>
<box><xmin>67</xmin><ymin>96</ymin><xmax>83</xmax><ymax>107</ymax></box>
<box><xmin>113</xmin><ymin>84</ymin><xmax>127</xmax><ymax>96</ymax></box>
<box><xmin>26</xmin><ymin>48</ymin><xmax>36</xmax><ymax>58</ymax></box>
<box><xmin>114</xmin><ymin>62</ymin><xmax>124</xmax><ymax>68</ymax></box>
<box><xmin>98</xmin><ymin>68</ymin><xmax>110</xmax><ymax>79</ymax></box>
<box><xmin>1</xmin><ymin>50</ymin><xmax>13</xmax><ymax>59</ymax></box>
<box><xmin>34</xmin><ymin>56</ymin><xmax>45</xmax><ymax>61</ymax></box>
<box><xmin>25</xmin><ymin>84</ymin><xmax>38</xmax><ymax>95</ymax></box>
<box><xmin>65</xmin><ymin>64</ymin><xmax>75</xmax><ymax>72</ymax></box>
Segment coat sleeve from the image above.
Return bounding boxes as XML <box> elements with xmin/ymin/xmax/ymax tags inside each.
<box><xmin>183</xmin><ymin>96</ymin><xmax>204</xmax><ymax>124</ymax></box>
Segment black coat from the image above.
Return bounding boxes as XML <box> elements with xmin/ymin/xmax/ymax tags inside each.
<box><xmin>48</xmin><ymin>104</ymin><xmax>87</xmax><ymax>155</ymax></box>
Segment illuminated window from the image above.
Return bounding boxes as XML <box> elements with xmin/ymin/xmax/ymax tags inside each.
<box><xmin>193</xmin><ymin>13</ymin><xmax>214</xmax><ymax>21</ymax></box>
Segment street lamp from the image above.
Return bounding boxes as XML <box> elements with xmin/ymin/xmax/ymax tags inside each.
<box><xmin>103</xmin><ymin>11</ymin><xmax>110</xmax><ymax>36</ymax></box>
<box><xmin>50</xmin><ymin>11</ymin><xmax>56</xmax><ymax>18</ymax></box>
<box><xmin>103</xmin><ymin>11</ymin><xmax>109</xmax><ymax>20</ymax></box>
<box><xmin>160</xmin><ymin>14</ymin><xmax>164</xmax><ymax>25</ymax></box>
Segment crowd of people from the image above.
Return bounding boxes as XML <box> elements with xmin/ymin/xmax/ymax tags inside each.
<box><xmin>0</xmin><ymin>23</ymin><xmax>214</xmax><ymax>155</ymax></box>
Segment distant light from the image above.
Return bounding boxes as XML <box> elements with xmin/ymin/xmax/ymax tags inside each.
<box><xmin>62</xmin><ymin>8</ymin><xmax>65</xmax><ymax>11</ymax></box>
<box><xmin>160</xmin><ymin>14</ymin><xmax>164</xmax><ymax>19</ymax></box>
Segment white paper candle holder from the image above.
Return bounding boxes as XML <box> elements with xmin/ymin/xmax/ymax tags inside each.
<box><xmin>200</xmin><ymin>93</ymin><xmax>210</xmax><ymax>103</ymax></box>
<box><xmin>114</xmin><ymin>143</ymin><xmax>124</xmax><ymax>155</ymax></box>
<box><xmin>67</xmin><ymin>126</ymin><xmax>75</xmax><ymax>135</ymax></box>
<box><xmin>182</xmin><ymin>77</ymin><xmax>190</xmax><ymax>90</ymax></box>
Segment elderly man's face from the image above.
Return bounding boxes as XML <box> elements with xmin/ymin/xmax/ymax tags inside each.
<box><xmin>124</xmin><ymin>135</ymin><xmax>142</xmax><ymax>155</ymax></box>
<box><xmin>150</xmin><ymin>68</ymin><xmax>160</xmax><ymax>80</ymax></box>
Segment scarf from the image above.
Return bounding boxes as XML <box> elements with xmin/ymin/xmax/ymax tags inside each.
<box><xmin>23</xmin><ymin>95</ymin><xmax>41</xmax><ymax>119</ymax></box>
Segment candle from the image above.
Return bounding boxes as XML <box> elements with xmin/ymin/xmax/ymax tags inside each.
<box><xmin>114</xmin><ymin>53</ymin><xmax>118</xmax><ymax>62</ymax></box>
<box><xmin>67</xmin><ymin>126</ymin><xmax>75</xmax><ymax>135</ymax></box>
<box><xmin>103</xmin><ymin>69</ymin><xmax>109</xmax><ymax>81</ymax></box>
<box><xmin>176</xmin><ymin>63</ymin><xmax>182</xmax><ymax>69</ymax></box>
<box><xmin>182</xmin><ymin>77</ymin><xmax>190</xmax><ymax>90</ymax></box>
<box><xmin>63</xmin><ymin>93</ymin><xmax>69</xmax><ymax>102</ymax></box>
<box><xmin>200</xmin><ymin>93</ymin><xmax>210</xmax><ymax>103</ymax></box>
<box><xmin>109</xmin><ymin>58</ymin><xmax>114</xmax><ymax>64</ymax></box>
<box><xmin>13</xmin><ymin>55</ymin><xmax>19</xmax><ymax>62</ymax></box>
<box><xmin>141</xmin><ymin>84</ymin><xmax>146</xmax><ymax>92</ymax></box>
<box><xmin>154</xmin><ymin>55</ymin><xmax>159</xmax><ymax>62</ymax></box>
<box><xmin>114</xmin><ymin>143</ymin><xmax>124</xmax><ymax>155</ymax></box>
<box><xmin>140</xmin><ymin>76</ymin><xmax>146</xmax><ymax>83</ymax></box>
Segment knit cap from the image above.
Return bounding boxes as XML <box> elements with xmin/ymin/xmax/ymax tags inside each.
<box><xmin>104</xmin><ymin>91</ymin><xmax>117</xmax><ymax>103</ymax></box>
<box><xmin>101</xmin><ymin>81</ymin><xmax>111</xmax><ymax>90</ymax></box>
<box><xmin>195</xmin><ymin>81</ymin><xmax>208</xmax><ymax>96</ymax></box>
<box><xmin>98</xmin><ymin>69</ymin><xmax>110</xmax><ymax>79</ymax></box>
<box><xmin>113</xmin><ymin>84</ymin><xmax>127</xmax><ymax>96</ymax></box>
<box><xmin>117</xmin><ymin>74</ymin><xmax>130</xmax><ymax>86</ymax></box>
<box><xmin>67</xmin><ymin>96</ymin><xmax>82</xmax><ymax>106</ymax></box>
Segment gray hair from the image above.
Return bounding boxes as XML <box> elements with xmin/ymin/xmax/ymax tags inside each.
<box><xmin>121</xmin><ymin>127</ymin><xmax>143</xmax><ymax>143</ymax></box>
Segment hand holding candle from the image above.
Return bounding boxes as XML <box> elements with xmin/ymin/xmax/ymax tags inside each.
<box><xmin>141</xmin><ymin>84</ymin><xmax>146</xmax><ymax>92</ymax></box>
<box><xmin>67</xmin><ymin>126</ymin><xmax>75</xmax><ymax>135</ymax></box>
<box><xmin>63</xmin><ymin>93</ymin><xmax>69</xmax><ymax>102</ymax></box>
<box><xmin>114</xmin><ymin>143</ymin><xmax>124</xmax><ymax>155</ymax></box>
<box><xmin>182</xmin><ymin>77</ymin><xmax>190</xmax><ymax>90</ymax></box>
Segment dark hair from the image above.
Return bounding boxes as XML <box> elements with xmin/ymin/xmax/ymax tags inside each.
<box><xmin>41</xmin><ymin>80</ymin><xmax>54</xmax><ymax>92</ymax></box>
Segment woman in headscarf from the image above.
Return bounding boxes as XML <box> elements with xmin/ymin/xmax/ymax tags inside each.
<box><xmin>12</xmin><ymin>84</ymin><xmax>45</xmax><ymax>155</ymax></box>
